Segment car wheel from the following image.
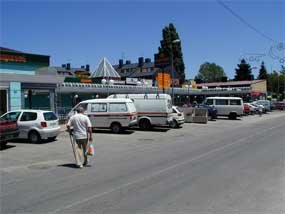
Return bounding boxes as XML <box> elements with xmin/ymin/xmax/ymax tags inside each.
<box><xmin>111</xmin><ymin>123</ymin><xmax>121</xmax><ymax>134</ymax></box>
<box><xmin>170</xmin><ymin>120</ymin><xmax>178</xmax><ymax>128</ymax></box>
<box><xmin>139</xmin><ymin>119</ymin><xmax>151</xmax><ymax>130</ymax></box>
<box><xmin>229</xmin><ymin>113</ymin><xmax>237</xmax><ymax>120</ymax></box>
<box><xmin>28</xmin><ymin>131</ymin><xmax>41</xmax><ymax>143</ymax></box>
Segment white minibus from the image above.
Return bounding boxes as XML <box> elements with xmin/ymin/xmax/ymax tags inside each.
<box><xmin>204</xmin><ymin>97</ymin><xmax>243</xmax><ymax>119</ymax></box>
<box><xmin>67</xmin><ymin>98</ymin><xmax>137</xmax><ymax>133</ymax></box>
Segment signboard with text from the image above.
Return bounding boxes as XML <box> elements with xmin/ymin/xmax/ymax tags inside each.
<box><xmin>157</xmin><ymin>72</ymin><xmax>170</xmax><ymax>89</ymax></box>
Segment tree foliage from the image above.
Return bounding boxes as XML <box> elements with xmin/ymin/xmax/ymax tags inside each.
<box><xmin>267</xmin><ymin>66</ymin><xmax>285</xmax><ymax>100</ymax></box>
<box><xmin>234</xmin><ymin>59</ymin><xmax>254</xmax><ymax>81</ymax></box>
<box><xmin>194</xmin><ymin>62</ymin><xmax>227</xmax><ymax>83</ymax></box>
<box><xmin>258</xmin><ymin>61</ymin><xmax>268</xmax><ymax>80</ymax></box>
<box><xmin>158</xmin><ymin>23</ymin><xmax>185</xmax><ymax>83</ymax></box>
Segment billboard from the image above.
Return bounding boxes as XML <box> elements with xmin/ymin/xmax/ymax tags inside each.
<box><xmin>157</xmin><ymin>72</ymin><xmax>170</xmax><ymax>89</ymax></box>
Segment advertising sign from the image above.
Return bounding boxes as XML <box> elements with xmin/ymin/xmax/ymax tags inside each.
<box><xmin>157</xmin><ymin>72</ymin><xmax>170</xmax><ymax>89</ymax></box>
<box><xmin>126</xmin><ymin>78</ymin><xmax>138</xmax><ymax>85</ymax></box>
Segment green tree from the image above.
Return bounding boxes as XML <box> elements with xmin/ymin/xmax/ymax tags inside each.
<box><xmin>194</xmin><ymin>62</ymin><xmax>227</xmax><ymax>83</ymax></box>
<box><xmin>257</xmin><ymin>61</ymin><xmax>268</xmax><ymax>80</ymax></box>
<box><xmin>234</xmin><ymin>59</ymin><xmax>254</xmax><ymax>81</ymax></box>
<box><xmin>158</xmin><ymin>23</ymin><xmax>185</xmax><ymax>83</ymax></box>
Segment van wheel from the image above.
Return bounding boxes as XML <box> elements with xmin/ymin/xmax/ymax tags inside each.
<box><xmin>139</xmin><ymin>119</ymin><xmax>151</xmax><ymax>130</ymax></box>
<box><xmin>111</xmin><ymin>123</ymin><xmax>121</xmax><ymax>134</ymax></box>
<box><xmin>170</xmin><ymin>120</ymin><xmax>178</xmax><ymax>128</ymax></box>
<box><xmin>229</xmin><ymin>113</ymin><xmax>237</xmax><ymax>120</ymax></box>
<box><xmin>0</xmin><ymin>141</ymin><xmax>8</xmax><ymax>149</ymax></box>
<box><xmin>28</xmin><ymin>131</ymin><xmax>41</xmax><ymax>143</ymax></box>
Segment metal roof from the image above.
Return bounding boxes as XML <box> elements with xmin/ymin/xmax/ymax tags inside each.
<box><xmin>91</xmin><ymin>58</ymin><xmax>120</xmax><ymax>78</ymax></box>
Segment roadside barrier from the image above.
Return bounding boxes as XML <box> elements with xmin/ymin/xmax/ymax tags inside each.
<box><xmin>192</xmin><ymin>108</ymin><xmax>208</xmax><ymax>124</ymax></box>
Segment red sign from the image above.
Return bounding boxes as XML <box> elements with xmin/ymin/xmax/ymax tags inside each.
<box><xmin>0</xmin><ymin>54</ymin><xmax>26</xmax><ymax>63</ymax></box>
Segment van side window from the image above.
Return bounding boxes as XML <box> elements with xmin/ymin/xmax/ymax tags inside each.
<box><xmin>109</xmin><ymin>103</ymin><xmax>127</xmax><ymax>112</ymax></box>
<box><xmin>230</xmin><ymin>99</ymin><xmax>241</xmax><ymax>105</ymax></box>
<box><xmin>206</xmin><ymin>99</ymin><xmax>213</xmax><ymax>105</ymax></box>
<box><xmin>91</xmin><ymin>103</ymin><xmax>107</xmax><ymax>112</ymax></box>
<box><xmin>216</xmin><ymin>99</ymin><xmax>228</xmax><ymax>105</ymax></box>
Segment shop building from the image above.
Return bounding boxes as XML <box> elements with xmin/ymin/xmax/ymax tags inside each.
<box><xmin>0</xmin><ymin>47</ymin><xmax>64</xmax><ymax>114</ymax></box>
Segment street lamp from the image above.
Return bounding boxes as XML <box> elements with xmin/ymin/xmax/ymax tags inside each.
<box><xmin>170</xmin><ymin>39</ymin><xmax>181</xmax><ymax>104</ymax></box>
<box><xmin>101</xmin><ymin>78</ymin><xmax>110</xmax><ymax>97</ymax></box>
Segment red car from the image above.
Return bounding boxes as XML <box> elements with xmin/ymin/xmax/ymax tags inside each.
<box><xmin>243</xmin><ymin>103</ymin><xmax>250</xmax><ymax>115</ymax></box>
<box><xmin>0</xmin><ymin>118</ymin><xmax>19</xmax><ymax>148</ymax></box>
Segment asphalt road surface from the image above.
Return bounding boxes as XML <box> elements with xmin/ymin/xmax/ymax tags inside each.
<box><xmin>1</xmin><ymin>112</ymin><xmax>285</xmax><ymax>214</ymax></box>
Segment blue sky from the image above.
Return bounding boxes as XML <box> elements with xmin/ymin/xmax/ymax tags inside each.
<box><xmin>1</xmin><ymin>0</ymin><xmax>284</xmax><ymax>79</ymax></box>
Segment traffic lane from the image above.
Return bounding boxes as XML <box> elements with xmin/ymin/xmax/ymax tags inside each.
<box><xmin>60</xmin><ymin>114</ymin><xmax>285</xmax><ymax>214</ymax></box>
<box><xmin>1</xmin><ymin>112</ymin><xmax>284</xmax><ymax>214</ymax></box>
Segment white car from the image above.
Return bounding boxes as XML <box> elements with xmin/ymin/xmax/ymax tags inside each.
<box><xmin>0</xmin><ymin>110</ymin><xmax>61</xmax><ymax>143</ymax></box>
<box><xmin>169</xmin><ymin>106</ymin><xmax>185</xmax><ymax>128</ymax></box>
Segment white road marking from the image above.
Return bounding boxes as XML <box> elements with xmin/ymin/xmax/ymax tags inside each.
<box><xmin>49</xmin><ymin>122</ymin><xmax>285</xmax><ymax>213</ymax></box>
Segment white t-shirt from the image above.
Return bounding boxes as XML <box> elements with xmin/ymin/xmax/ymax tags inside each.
<box><xmin>67</xmin><ymin>113</ymin><xmax>92</xmax><ymax>139</ymax></box>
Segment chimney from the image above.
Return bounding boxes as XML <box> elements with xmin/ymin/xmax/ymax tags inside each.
<box><xmin>62</xmin><ymin>64</ymin><xmax>66</xmax><ymax>68</ymax></box>
<box><xmin>138</xmin><ymin>57</ymin><xmax>144</xmax><ymax>67</ymax></box>
<box><xmin>126</xmin><ymin>60</ymin><xmax>131</xmax><ymax>64</ymax></box>
<box><xmin>145</xmin><ymin>58</ymin><xmax>151</xmax><ymax>63</ymax></box>
<box><xmin>86</xmin><ymin>64</ymin><xmax>90</xmax><ymax>71</ymax></box>
<box><xmin>119</xmin><ymin>59</ymin><xmax>124</xmax><ymax>68</ymax></box>
<box><xmin>66</xmin><ymin>63</ymin><xmax>71</xmax><ymax>70</ymax></box>
<box><xmin>81</xmin><ymin>65</ymin><xmax>85</xmax><ymax>69</ymax></box>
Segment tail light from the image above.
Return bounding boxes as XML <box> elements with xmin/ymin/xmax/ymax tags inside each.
<box><xmin>41</xmin><ymin>122</ymin><xmax>47</xmax><ymax>128</ymax></box>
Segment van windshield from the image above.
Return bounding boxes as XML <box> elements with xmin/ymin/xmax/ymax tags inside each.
<box><xmin>127</xmin><ymin>102</ymin><xmax>136</xmax><ymax>113</ymax></box>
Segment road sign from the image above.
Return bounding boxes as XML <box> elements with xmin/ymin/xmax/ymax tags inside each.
<box><xmin>157</xmin><ymin>72</ymin><xmax>170</xmax><ymax>89</ymax></box>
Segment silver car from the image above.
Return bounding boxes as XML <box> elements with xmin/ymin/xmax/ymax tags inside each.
<box><xmin>0</xmin><ymin>110</ymin><xmax>61</xmax><ymax>143</ymax></box>
<box><xmin>169</xmin><ymin>106</ymin><xmax>185</xmax><ymax>128</ymax></box>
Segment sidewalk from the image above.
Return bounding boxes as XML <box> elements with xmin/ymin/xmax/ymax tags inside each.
<box><xmin>60</xmin><ymin>124</ymin><xmax>67</xmax><ymax>132</ymax></box>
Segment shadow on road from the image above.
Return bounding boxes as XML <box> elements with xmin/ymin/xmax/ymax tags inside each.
<box><xmin>57</xmin><ymin>163</ymin><xmax>79</xmax><ymax>169</ymax></box>
<box><xmin>93</xmin><ymin>129</ymin><xmax>135</xmax><ymax>135</ymax></box>
<box><xmin>0</xmin><ymin>144</ymin><xmax>16</xmax><ymax>151</ymax></box>
<box><xmin>8</xmin><ymin>138</ymin><xmax>57</xmax><ymax>145</ymax></box>
<box><xmin>130</xmin><ymin>127</ymin><xmax>170</xmax><ymax>132</ymax></box>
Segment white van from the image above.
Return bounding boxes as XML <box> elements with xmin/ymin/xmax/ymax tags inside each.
<box><xmin>204</xmin><ymin>97</ymin><xmax>243</xmax><ymax>119</ymax></box>
<box><xmin>67</xmin><ymin>98</ymin><xmax>137</xmax><ymax>133</ymax></box>
<box><xmin>108</xmin><ymin>94</ymin><xmax>173</xmax><ymax>130</ymax></box>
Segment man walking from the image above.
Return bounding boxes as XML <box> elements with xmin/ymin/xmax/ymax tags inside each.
<box><xmin>67</xmin><ymin>106</ymin><xmax>93</xmax><ymax>168</ymax></box>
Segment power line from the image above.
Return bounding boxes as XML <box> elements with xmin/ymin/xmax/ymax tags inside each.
<box><xmin>216</xmin><ymin>0</ymin><xmax>276</xmax><ymax>43</ymax></box>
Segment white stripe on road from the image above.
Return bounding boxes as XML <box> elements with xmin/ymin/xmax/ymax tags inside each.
<box><xmin>49</xmin><ymin>122</ymin><xmax>285</xmax><ymax>214</ymax></box>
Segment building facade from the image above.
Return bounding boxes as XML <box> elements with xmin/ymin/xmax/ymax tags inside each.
<box><xmin>0</xmin><ymin>47</ymin><xmax>64</xmax><ymax>114</ymax></box>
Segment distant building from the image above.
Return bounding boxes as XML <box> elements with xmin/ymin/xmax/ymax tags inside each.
<box><xmin>197</xmin><ymin>79</ymin><xmax>267</xmax><ymax>99</ymax></box>
<box><xmin>113</xmin><ymin>57</ymin><xmax>181</xmax><ymax>86</ymax></box>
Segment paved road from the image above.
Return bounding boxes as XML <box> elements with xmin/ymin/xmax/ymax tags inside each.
<box><xmin>1</xmin><ymin>112</ymin><xmax>285</xmax><ymax>214</ymax></box>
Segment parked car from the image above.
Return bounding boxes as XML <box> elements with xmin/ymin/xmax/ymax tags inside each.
<box><xmin>169</xmin><ymin>106</ymin><xmax>185</xmax><ymax>128</ymax></box>
<box><xmin>250</xmin><ymin>103</ymin><xmax>265</xmax><ymax>113</ymax></box>
<box><xmin>204</xmin><ymin>97</ymin><xmax>243</xmax><ymax>120</ymax></box>
<box><xmin>108</xmin><ymin>94</ymin><xmax>173</xmax><ymax>130</ymax></box>
<box><xmin>253</xmin><ymin>100</ymin><xmax>271</xmax><ymax>112</ymax></box>
<box><xmin>244</xmin><ymin>103</ymin><xmax>257</xmax><ymax>114</ymax></box>
<box><xmin>273</xmin><ymin>101</ymin><xmax>285</xmax><ymax>110</ymax></box>
<box><xmin>196</xmin><ymin>104</ymin><xmax>217</xmax><ymax>119</ymax></box>
<box><xmin>243</xmin><ymin>103</ymin><xmax>250</xmax><ymax>115</ymax></box>
<box><xmin>0</xmin><ymin>118</ymin><xmax>19</xmax><ymax>148</ymax></box>
<box><xmin>0</xmin><ymin>110</ymin><xmax>60</xmax><ymax>143</ymax></box>
<box><xmin>68</xmin><ymin>98</ymin><xmax>137</xmax><ymax>133</ymax></box>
